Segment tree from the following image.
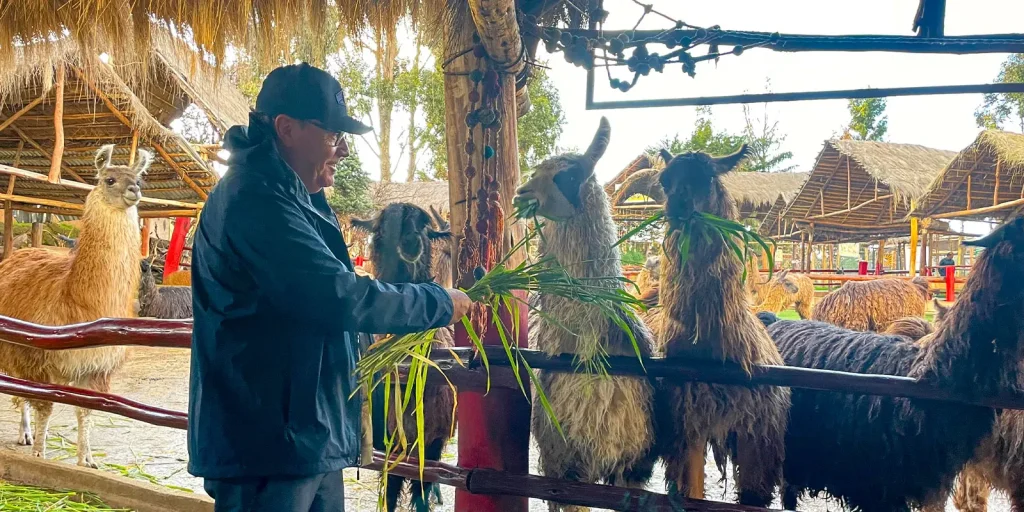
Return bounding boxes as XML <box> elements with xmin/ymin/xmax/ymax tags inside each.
<box><xmin>327</xmin><ymin>147</ymin><xmax>374</xmax><ymax>218</ymax></box>
<box><xmin>646</xmin><ymin>106</ymin><xmax>745</xmax><ymax>161</ymax></box>
<box><xmin>975</xmin><ymin>53</ymin><xmax>1024</xmax><ymax>132</ymax></box>
<box><xmin>845</xmin><ymin>98</ymin><xmax>888</xmax><ymax>141</ymax></box>
<box><xmin>419</xmin><ymin>63</ymin><xmax>566</xmax><ymax>180</ymax></box>
<box><xmin>741</xmin><ymin>82</ymin><xmax>796</xmax><ymax>172</ymax></box>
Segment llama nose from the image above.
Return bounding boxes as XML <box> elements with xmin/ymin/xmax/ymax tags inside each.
<box><xmin>127</xmin><ymin>185</ymin><xmax>140</xmax><ymax>195</ymax></box>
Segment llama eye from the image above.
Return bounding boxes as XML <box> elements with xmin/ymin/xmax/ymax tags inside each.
<box><xmin>105</xmin><ymin>177</ymin><xmax>116</xmax><ymax>186</ymax></box>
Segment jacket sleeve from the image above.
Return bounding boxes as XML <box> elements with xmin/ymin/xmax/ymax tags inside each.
<box><xmin>223</xmin><ymin>186</ymin><xmax>454</xmax><ymax>335</ymax></box>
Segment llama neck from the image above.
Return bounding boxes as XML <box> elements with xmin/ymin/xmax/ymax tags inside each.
<box><xmin>65</xmin><ymin>196</ymin><xmax>141</xmax><ymax>318</ymax></box>
<box><xmin>540</xmin><ymin>184</ymin><xmax>622</xmax><ymax>282</ymax></box>
<box><xmin>912</xmin><ymin>255</ymin><xmax>1023</xmax><ymax>395</ymax></box>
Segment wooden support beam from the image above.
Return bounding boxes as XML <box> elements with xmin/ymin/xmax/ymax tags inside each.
<box><xmin>928</xmin><ymin>196</ymin><xmax>1024</xmax><ymax>220</ymax></box>
<box><xmin>30</xmin><ymin>222</ymin><xmax>43</xmax><ymax>247</ymax></box>
<box><xmin>967</xmin><ymin>175</ymin><xmax>972</xmax><ymax>209</ymax></box>
<box><xmin>0</xmin><ymin>165</ymin><xmax>202</xmax><ymax>210</ymax></box>
<box><xmin>140</xmin><ymin>218</ymin><xmax>152</xmax><ymax>257</ymax></box>
<box><xmin>129</xmin><ymin>131</ymin><xmax>139</xmax><ymax>165</ymax></box>
<box><xmin>808</xmin><ymin>194</ymin><xmax>894</xmax><ymax>220</ymax></box>
<box><xmin>468</xmin><ymin>0</ymin><xmax>526</xmax><ymax>76</ymax></box>
<box><xmin>7</xmin><ymin>125</ymin><xmax>86</xmax><ymax>183</ymax></box>
<box><xmin>846</xmin><ymin>157</ymin><xmax>851</xmax><ymax>208</ymax></box>
<box><xmin>48</xmin><ymin>64</ymin><xmax>66</xmax><ymax>184</ymax></box>
<box><xmin>2</xmin><ymin>205</ymin><xmax>12</xmax><ymax>261</ymax></box>
<box><xmin>138</xmin><ymin>209</ymin><xmax>200</xmax><ymax>219</ymax></box>
<box><xmin>70</xmin><ymin>66</ymin><xmax>209</xmax><ymax>200</ymax></box>
<box><xmin>994</xmin><ymin>158</ymin><xmax>1001</xmax><ymax>206</ymax></box>
<box><xmin>0</xmin><ymin>93</ymin><xmax>50</xmax><ymax>134</ymax></box>
<box><xmin>0</xmin><ymin>193</ymin><xmax>84</xmax><ymax>211</ymax></box>
<box><xmin>910</xmin><ymin>217</ymin><xmax>919</xmax><ymax>277</ymax></box>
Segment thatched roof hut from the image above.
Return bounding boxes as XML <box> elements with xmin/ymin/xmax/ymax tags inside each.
<box><xmin>606</xmin><ymin>153</ymin><xmax>809</xmax><ymax>221</ymax></box>
<box><xmin>370</xmin><ymin>181</ymin><xmax>451</xmax><ymax>216</ymax></box>
<box><xmin>912</xmin><ymin>130</ymin><xmax>1024</xmax><ymax>221</ymax></box>
<box><xmin>759</xmin><ymin>139</ymin><xmax>957</xmax><ymax>242</ymax></box>
<box><xmin>0</xmin><ymin>28</ymin><xmax>250</xmax><ymax>218</ymax></box>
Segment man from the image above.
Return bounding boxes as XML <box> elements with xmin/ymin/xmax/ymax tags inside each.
<box><xmin>187</xmin><ymin>62</ymin><xmax>472</xmax><ymax>511</ymax></box>
<box><xmin>938</xmin><ymin>252</ymin><xmax>956</xmax><ymax>277</ymax></box>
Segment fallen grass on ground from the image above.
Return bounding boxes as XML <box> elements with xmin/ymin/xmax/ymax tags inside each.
<box><xmin>0</xmin><ymin>480</ymin><xmax>130</xmax><ymax>510</ymax></box>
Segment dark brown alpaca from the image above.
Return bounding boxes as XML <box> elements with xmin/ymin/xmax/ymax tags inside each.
<box><xmin>768</xmin><ymin>215</ymin><xmax>1024</xmax><ymax>511</ymax></box>
<box><xmin>655</xmin><ymin>145</ymin><xmax>790</xmax><ymax>507</ymax></box>
<box><xmin>351</xmin><ymin>203</ymin><xmax>454</xmax><ymax>512</ymax></box>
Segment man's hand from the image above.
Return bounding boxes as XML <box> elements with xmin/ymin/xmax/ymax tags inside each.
<box><xmin>446</xmin><ymin>289</ymin><xmax>473</xmax><ymax>325</ymax></box>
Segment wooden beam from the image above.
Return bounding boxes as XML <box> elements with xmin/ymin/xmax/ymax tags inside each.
<box><xmin>2</xmin><ymin>205</ymin><xmax>12</xmax><ymax>261</ymax></box>
<box><xmin>967</xmin><ymin>175</ymin><xmax>972</xmax><ymax>209</ymax></box>
<box><xmin>138</xmin><ymin>209</ymin><xmax>200</xmax><ymax>218</ymax></box>
<box><xmin>930</xmin><ymin>196</ymin><xmax>1024</xmax><ymax>220</ymax></box>
<box><xmin>30</xmin><ymin>222</ymin><xmax>43</xmax><ymax>247</ymax></box>
<box><xmin>0</xmin><ymin>193</ymin><xmax>84</xmax><ymax>211</ymax></box>
<box><xmin>846</xmin><ymin>157</ymin><xmax>851</xmax><ymax>208</ymax></box>
<box><xmin>71</xmin><ymin>66</ymin><xmax>209</xmax><ymax>201</ymax></box>
<box><xmin>7</xmin><ymin>125</ymin><xmax>86</xmax><ymax>183</ymax></box>
<box><xmin>0</xmin><ymin>93</ymin><xmax>50</xmax><ymax>133</ymax></box>
<box><xmin>808</xmin><ymin>194</ymin><xmax>894</xmax><ymax>220</ymax></box>
<box><xmin>129</xmin><ymin>131</ymin><xmax>139</xmax><ymax>165</ymax></box>
<box><xmin>0</xmin><ymin>164</ymin><xmax>202</xmax><ymax>210</ymax></box>
<box><xmin>468</xmin><ymin>0</ymin><xmax>525</xmax><ymax>76</ymax></box>
<box><xmin>140</xmin><ymin>218</ymin><xmax>152</xmax><ymax>257</ymax></box>
<box><xmin>48</xmin><ymin>64</ymin><xmax>66</xmax><ymax>184</ymax></box>
<box><xmin>994</xmin><ymin>158</ymin><xmax>1001</xmax><ymax>206</ymax></box>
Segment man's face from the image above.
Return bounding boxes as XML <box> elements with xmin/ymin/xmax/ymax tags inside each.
<box><xmin>275</xmin><ymin>115</ymin><xmax>350</xmax><ymax>191</ymax></box>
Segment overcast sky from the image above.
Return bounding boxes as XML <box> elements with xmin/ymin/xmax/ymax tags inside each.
<box><xmin>339</xmin><ymin>0</ymin><xmax>1023</xmax><ymax>188</ymax></box>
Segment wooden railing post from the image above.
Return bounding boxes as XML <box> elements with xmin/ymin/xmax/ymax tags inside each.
<box><xmin>164</xmin><ymin>217</ymin><xmax>191</xmax><ymax>279</ymax></box>
<box><xmin>945</xmin><ymin>266</ymin><xmax>956</xmax><ymax>301</ymax></box>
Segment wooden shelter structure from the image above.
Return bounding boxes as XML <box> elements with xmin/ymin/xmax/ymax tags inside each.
<box><xmin>759</xmin><ymin>138</ymin><xmax>957</xmax><ymax>273</ymax></box>
<box><xmin>369</xmin><ymin>180</ymin><xmax>451</xmax><ymax>216</ymax></box>
<box><xmin>913</xmin><ymin>130</ymin><xmax>1024</xmax><ymax>222</ymax></box>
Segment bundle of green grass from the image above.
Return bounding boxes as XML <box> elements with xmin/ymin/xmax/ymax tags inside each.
<box><xmin>0</xmin><ymin>480</ymin><xmax>130</xmax><ymax>510</ymax></box>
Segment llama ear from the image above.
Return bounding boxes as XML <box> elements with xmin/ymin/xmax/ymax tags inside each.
<box><xmin>775</xmin><ymin>268</ymin><xmax>790</xmax><ymax>281</ymax></box>
<box><xmin>933</xmin><ymin>298</ymin><xmax>950</xmax><ymax>321</ymax></box>
<box><xmin>95</xmin><ymin>144</ymin><xmax>115</xmax><ymax>172</ymax></box>
<box><xmin>659</xmin><ymin>148</ymin><xmax>674</xmax><ymax>166</ymax></box>
<box><xmin>132</xmin><ymin>149</ymin><xmax>154</xmax><ymax>176</ymax></box>
<box><xmin>584</xmin><ymin>117</ymin><xmax>611</xmax><ymax>164</ymax></box>
<box><xmin>710</xmin><ymin>144</ymin><xmax>751</xmax><ymax>174</ymax></box>
<box><xmin>349</xmin><ymin>216</ymin><xmax>376</xmax><ymax>233</ymax></box>
<box><xmin>429</xmin><ymin>205</ymin><xmax>449</xmax><ymax>230</ymax></box>
<box><xmin>781</xmin><ymin>278</ymin><xmax>799</xmax><ymax>295</ymax></box>
<box><xmin>427</xmin><ymin>228</ymin><xmax>451</xmax><ymax>241</ymax></box>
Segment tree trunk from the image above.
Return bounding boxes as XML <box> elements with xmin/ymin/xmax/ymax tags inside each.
<box><xmin>407</xmin><ymin>40</ymin><xmax>423</xmax><ymax>183</ymax></box>
<box><xmin>375</xmin><ymin>29</ymin><xmax>399</xmax><ymax>183</ymax></box>
<box><xmin>443</xmin><ymin>4</ymin><xmax>529</xmax><ymax>510</ymax></box>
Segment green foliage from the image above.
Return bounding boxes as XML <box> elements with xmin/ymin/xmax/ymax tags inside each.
<box><xmin>648</xmin><ymin>106</ymin><xmax>746</xmax><ymax>158</ymax></box>
<box><xmin>327</xmin><ymin>148</ymin><xmax>374</xmax><ymax>218</ymax></box>
<box><xmin>975</xmin><ymin>54</ymin><xmax>1024</xmax><ymax>132</ymax></box>
<box><xmin>846</xmin><ymin>98</ymin><xmax>889</xmax><ymax>141</ymax></box>
<box><xmin>621</xmin><ymin>250</ymin><xmax>646</xmax><ymax>266</ymax></box>
<box><xmin>742</xmin><ymin>99</ymin><xmax>796</xmax><ymax>172</ymax></box>
<box><xmin>0</xmin><ymin>222</ymin><xmax>79</xmax><ymax>247</ymax></box>
<box><xmin>420</xmin><ymin>63</ymin><xmax>566</xmax><ymax>181</ymax></box>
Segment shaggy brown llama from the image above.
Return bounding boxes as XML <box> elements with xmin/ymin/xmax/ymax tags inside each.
<box><xmin>350</xmin><ymin>202</ymin><xmax>455</xmax><ymax>512</ymax></box>
<box><xmin>515</xmin><ymin>117</ymin><xmax>658</xmax><ymax>512</ymax></box>
<box><xmin>881</xmin><ymin>316</ymin><xmax>935</xmax><ymax>340</ymax></box>
<box><xmin>751</xmin><ymin>268</ymin><xmax>814</xmax><ymax>319</ymax></box>
<box><xmin>0</xmin><ymin>144</ymin><xmax>150</xmax><ymax>467</ymax></box>
<box><xmin>766</xmin><ymin>215</ymin><xmax>1024</xmax><ymax>511</ymax></box>
<box><xmin>163</xmin><ymin>269</ymin><xmax>191</xmax><ymax>286</ymax></box>
<box><xmin>811</xmin><ymin>276</ymin><xmax>931</xmax><ymax>331</ymax></box>
<box><xmin>654</xmin><ymin>145</ymin><xmax>789</xmax><ymax>506</ymax></box>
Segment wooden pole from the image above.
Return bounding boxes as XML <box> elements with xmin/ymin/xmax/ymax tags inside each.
<box><xmin>140</xmin><ymin>219</ymin><xmax>152</xmax><ymax>257</ymax></box>
<box><xmin>0</xmin><ymin>93</ymin><xmax>50</xmax><ymax>134</ymax></box>
<box><xmin>994</xmin><ymin>158</ymin><xmax>1001</xmax><ymax>206</ymax></box>
<box><xmin>47</xmin><ymin>64</ymin><xmax>66</xmax><ymax>184</ymax></box>
<box><xmin>129</xmin><ymin>132</ymin><xmax>139</xmax><ymax>165</ymax></box>
<box><xmin>8</xmin><ymin>126</ymin><xmax>86</xmax><ymax>183</ymax></box>
<box><xmin>0</xmin><ymin>164</ymin><xmax>200</xmax><ymax>210</ymax></box>
<box><xmin>2</xmin><ymin>143</ymin><xmax>22</xmax><ymax>261</ymax></box>
<box><xmin>30</xmin><ymin>222</ymin><xmax>42</xmax><ymax>247</ymax></box>
<box><xmin>927</xmin><ymin>196</ymin><xmax>1024</xmax><ymax>220</ymax></box>
<box><xmin>919</xmin><ymin>221</ymin><xmax>931</xmax><ymax>276</ymax></box>
<box><xmin>967</xmin><ymin>175</ymin><xmax>972</xmax><ymax>210</ymax></box>
<box><xmin>909</xmin><ymin>217</ymin><xmax>919</xmax><ymax>276</ymax></box>
<box><xmin>446</xmin><ymin>3</ymin><xmax>529</xmax><ymax>510</ymax></box>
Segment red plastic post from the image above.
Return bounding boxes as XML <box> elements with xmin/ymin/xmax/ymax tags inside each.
<box><xmin>454</xmin><ymin>290</ymin><xmax>530</xmax><ymax>512</ymax></box>
<box><xmin>858</xmin><ymin>260</ymin><xmax>868</xmax><ymax>275</ymax></box>
<box><xmin>945</xmin><ymin>266</ymin><xmax>956</xmax><ymax>302</ymax></box>
<box><xmin>163</xmin><ymin>217</ymin><xmax>192</xmax><ymax>279</ymax></box>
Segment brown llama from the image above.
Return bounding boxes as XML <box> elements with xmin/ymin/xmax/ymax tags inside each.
<box><xmin>163</xmin><ymin>269</ymin><xmax>191</xmax><ymax>286</ymax></box>
<box><xmin>0</xmin><ymin>144</ymin><xmax>150</xmax><ymax>467</ymax></box>
<box><xmin>766</xmin><ymin>214</ymin><xmax>1024</xmax><ymax>511</ymax></box>
<box><xmin>811</xmin><ymin>276</ymin><xmax>931</xmax><ymax>331</ymax></box>
<box><xmin>426</xmin><ymin>205</ymin><xmax>452</xmax><ymax>289</ymax></box>
<box><xmin>881</xmin><ymin>316</ymin><xmax>935</xmax><ymax>341</ymax></box>
<box><xmin>751</xmin><ymin>268</ymin><xmax>814</xmax><ymax>319</ymax></box>
<box><xmin>515</xmin><ymin>117</ymin><xmax>658</xmax><ymax>512</ymax></box>
<box><xmin>350</xmin><ymin>202</ymin><xmax>455</xmax><ymax>512</ymax></box>
<box><xmin>654</xmin><ymin>145</ymin><xmax>789</xmax><ymax>506</ymax></box>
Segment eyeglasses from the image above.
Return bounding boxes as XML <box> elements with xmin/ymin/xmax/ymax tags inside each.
<box><xmin>304</xmin><ymin>120</ymin><xmax>346</xmax><ymax>147</ymax></box>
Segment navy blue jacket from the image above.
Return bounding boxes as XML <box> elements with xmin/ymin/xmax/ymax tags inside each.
<box><xmin>187</xmin><ymin>114</ymin><xmax>454</xmax><ymax>479</ymax></box>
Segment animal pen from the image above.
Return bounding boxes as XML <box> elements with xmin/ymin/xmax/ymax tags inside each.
<box><xmin>0</xmin><ymin>1</ymin><xmax>1024</xmax><ymax>512</ymax></box>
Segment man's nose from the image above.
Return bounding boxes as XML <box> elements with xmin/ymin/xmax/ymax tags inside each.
<box><xmin>335</xmin><ymin>138</ymin><xmax>350</xmax><ymax>159</ymax></box>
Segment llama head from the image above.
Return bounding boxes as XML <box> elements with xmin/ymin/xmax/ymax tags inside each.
<box><xmin>932</xmin><ymin>298</ymin><xmax>950</xmax><ymax>323</ymax></box>
<box><xmin>350</xmin><ymin>202</ymin><xmax>450</xmax><ymax>284</ymax></box>
<box><xmin>771</xmin><ymin>269</ymin><xmax>800</xmax><ymax>295</ymax></box>
<box><xmin>657</xmin><ymin>144</ymin><xmax>750</xmax><ymax>222</ymax></box>
<box><xmin>514</xmin><ymin>117</ymin><xmax>610</xmax><ymax>221</ymax></box>
<box><xmin>644</xmin><ymin>254</ymin><xmax>661</xmax><ymax>280</ymax></box>
<box><xmin>93</xmin><ymin>144</ymin><xmax>151</xmax><ymax>209</ymax></box>
<box><xmin>428</xmin><ymin>205</ymin><xmax>449</xmax><ymax>231</ymax></box>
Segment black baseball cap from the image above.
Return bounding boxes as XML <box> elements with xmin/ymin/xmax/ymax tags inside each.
<box><xmin>255</xmin><ymin>62</ymin><xmax>372</xmax><ymax>135</ymax></box>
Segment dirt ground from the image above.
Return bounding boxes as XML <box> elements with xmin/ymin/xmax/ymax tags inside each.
<box><xmin>0</xmin><ymin>345</ymin><xmax>1010</xmax><ymax>511</ymax></box>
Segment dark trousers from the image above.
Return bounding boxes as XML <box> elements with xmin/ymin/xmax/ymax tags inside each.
<box><xmin>204</xmin><ymin>471</ymin><xmax>345</xmax><ymax>512</ymax></box>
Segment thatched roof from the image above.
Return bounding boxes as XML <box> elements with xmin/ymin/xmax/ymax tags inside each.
<box><xmin>913</xmin><ymin>130</ymin><xmax>1024</xmax><ymax>221</ymax></box>
<box><xmin>758</xmin><ymin>139</ymin><xmax>956</xmax><ymax>242</ymax></box>
<box><xmin>370</xmin><ymin>180</ymin><xmax>450</xmax><ymax>214</ymax></box>
<box><xmin>0</xmin><ymin>1</ymin><xmax>593</xmax><ymax>86</ymax></box>
<box><xmin>606</xmin><ymin>152</ymin><xmax>809</xmax><ymax>221</ymax></box>
<box><xmin>0</xmin><ymin>27</ymin><xmax>248</xmax><ymax>217</ymax></box>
